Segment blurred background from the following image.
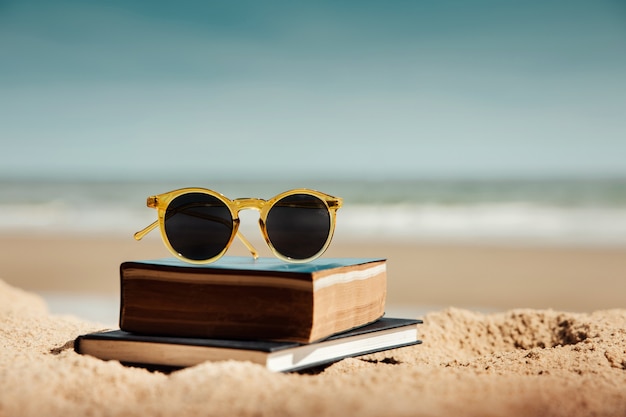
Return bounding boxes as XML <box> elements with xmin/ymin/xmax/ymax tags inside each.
<box><xmin>1</xmin><ymin>0</ymin><xmax>625</xmax><ymax>323</ymax></box>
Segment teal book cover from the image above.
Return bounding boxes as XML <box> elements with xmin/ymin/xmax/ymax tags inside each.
<box><xmin>122</xmin><ymin>256</ymin><xmax>386</xmax><ymax>274</ymax></box>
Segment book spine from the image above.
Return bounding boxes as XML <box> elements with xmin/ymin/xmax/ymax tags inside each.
<box><xmin>120</xmin><ymin>270</ymin><xmax>316</xmax><ymax>342</ymax></box>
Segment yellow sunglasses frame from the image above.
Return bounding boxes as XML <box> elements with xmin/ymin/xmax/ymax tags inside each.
<box><xmin>134</xmin><ymin>187</ymin><xmax>343</xmax><ymax>264</ymax></box>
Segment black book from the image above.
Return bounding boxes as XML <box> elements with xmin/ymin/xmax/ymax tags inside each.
<box><xmin>75</xmin><ymin>317</ymin><xmax>422</xmax><ymax>373</ymax></box>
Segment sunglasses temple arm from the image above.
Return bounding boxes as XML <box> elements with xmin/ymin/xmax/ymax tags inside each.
<box><xmin>236</xmin><ymin>231</ymin><xmax>259</xmax><ymax>260</ymax></box>
<box><xmin>134</xmin><ymin>220</ymin><xmax>258</xmax><ymax>260</ymax></box>
<box><xmin>133</xmin><ymin>220</ymin><xmax>159</xmax><ymax>241</ymax></box>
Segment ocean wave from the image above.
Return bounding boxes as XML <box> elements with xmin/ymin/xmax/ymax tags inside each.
<box><xmin>336</xmin><ymin>203</ymin><xmax>626</xmax><ymax>246</ymax></box>
<box><xmin>2</xmin><ymin>201</ymin><xmax>626</xmax><ymax>246</ymax></box>
<box><xmin>0</xmin><ymin>201</ymin><xmax>153</xmax><ymax>234</ymax></box>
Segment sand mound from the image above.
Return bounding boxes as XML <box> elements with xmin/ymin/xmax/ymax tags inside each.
<box><xmin>1</xmin><ymin>279</ymin><xmax>625</xmax><ymax>417</ymax></box>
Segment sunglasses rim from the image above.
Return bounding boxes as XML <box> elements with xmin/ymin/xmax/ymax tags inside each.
<box><xmin>152</xmin><ymin>187</ymin><xmax>342</xmax><ymax>264</ymax></box>
<box><xmin>161</xmin><ymin>191</ymin><xmax>240</xmax><ymax>264</ymax></box>
<box><xmin>259</xmin><ymin>192</ymin><xmax>336</xmax><ymax>263</ymax></box>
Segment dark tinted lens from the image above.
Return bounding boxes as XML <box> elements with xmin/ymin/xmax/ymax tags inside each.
<box><xmin>164</xmin><ymin>193</ymin><xmax>233</xmax><ymax>261</ymax></box>
<box><xmin>266</xmin><ymin>194</ymin><xmax>331</xmax><ymax>260</ymax></box>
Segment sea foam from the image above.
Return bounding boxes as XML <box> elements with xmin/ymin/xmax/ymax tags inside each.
<box><xmin>2</xmin><ymin>200</ymin><xmax>626</xmax><ymax>247</ymax></box>
<box><xmin>2</xmin><ymin>178</ymin><xmax>626</xmax><ymax>246</ymax></box>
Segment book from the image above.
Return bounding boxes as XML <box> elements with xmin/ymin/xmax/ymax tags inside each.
<box><xmin>119</xmin><ymin>257</ymin><xmax>387</xmax><ymax>343</ymax></box>
<box><xmin>75</xmin><ymin>317</ymin><xmax>422</xmax><ymax>373</ymax></box>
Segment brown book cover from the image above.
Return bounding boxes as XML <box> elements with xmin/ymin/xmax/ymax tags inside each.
<box><xmin>119</xmin><ymin>257</ymin><xmax>387</xmax><ymax>343</ymax></box>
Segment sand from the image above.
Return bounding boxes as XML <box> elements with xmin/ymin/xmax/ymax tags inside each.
<box><xmin>1</xmin><ymin>279</ymin><xmax>625</xmax><ymax>416</ymax></box>
<box><xmin>1</xmin><ymin>234</ymin><xmax>626</xmax><ymax>416</ymax></box>
<box><xmin>2</xmin><ymin>234</ymin><xmax>626</xmax><ymax>312</ymax></box>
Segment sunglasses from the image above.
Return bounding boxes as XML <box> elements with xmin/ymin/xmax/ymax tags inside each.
<box><xmin>134</xmin><ymin>188</ymin><xmax>343</xmax><ymax>264</ymax></box>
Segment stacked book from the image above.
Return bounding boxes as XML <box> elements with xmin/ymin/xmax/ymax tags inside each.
<box><xmin>75</xmin><ymin>257</ymin><xmax>422</xmax><ymax>372</ymax></box>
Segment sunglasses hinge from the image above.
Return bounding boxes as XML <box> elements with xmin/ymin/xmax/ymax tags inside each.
<box><xmin>146</xmin><ymin>196</ymin><xmax>158</xmax><ymax>208</ymax></box>
<box><xmin>327</xmin><ymin>200</ymin><xmax>341</xmax><ymax>209</ymax></box>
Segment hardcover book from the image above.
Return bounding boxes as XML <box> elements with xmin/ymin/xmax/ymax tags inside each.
<box><xmin>119</xmin><ymin>257</ymin><xmax>387</xmax><ymax>343</ymax></box>
<box><xmin>75</xmin><ymin>317</ymin><xmax>421</xmax><ymax>373</ymax></box>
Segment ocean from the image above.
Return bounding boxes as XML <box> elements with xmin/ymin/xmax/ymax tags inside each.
<box><xmin>2</xmin><ymin>177</ymin><xmax>626</xmax><ymax>247</ymax></box>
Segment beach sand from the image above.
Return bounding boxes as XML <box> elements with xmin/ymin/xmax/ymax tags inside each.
<box><xmin>1</xmin><ymin>233</ymin><xmax>625</xmax><ymax>312</ymax></box>
<box><xmin>1</xmin><ymin>234</ymin><xmax>626</xmax><ymax>416</ymax></box>
<box><xmin>1</xmin><ymin>278</ymin><xmax>626</xmax><ymax>416</ymax></box>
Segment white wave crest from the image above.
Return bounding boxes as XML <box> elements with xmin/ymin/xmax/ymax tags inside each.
<box><xmin>2</xmin><ymin>201</ymin><xmax>626</xmax><ymax>246</ymax></box>
<box><xmin>336</xmin><ymin>203</ymin><xmax>626</xmax><ymax>246</ymax></box>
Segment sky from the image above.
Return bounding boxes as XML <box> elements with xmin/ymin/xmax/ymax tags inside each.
<box><xmin>1</xmin><ymin>0</ymin><xmax>625</xmax><ymax>181</ymax></box>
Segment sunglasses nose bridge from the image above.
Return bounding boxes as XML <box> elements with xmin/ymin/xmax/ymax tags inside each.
<box><xmin>233</xmin><ymin>198</ymin><xmax>266</xmax><ymax>212</ymax></box>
